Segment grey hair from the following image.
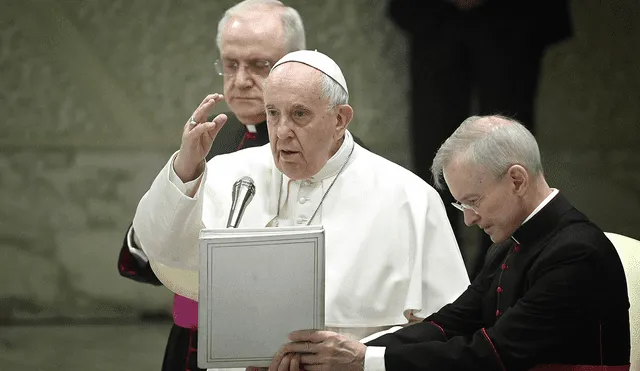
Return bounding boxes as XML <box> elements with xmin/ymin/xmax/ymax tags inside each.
<box><xmin>430</xmin><ymin>115</ymin><xmax>543</xmax><ymax>190</ymax></box>
<box><xmin>321</xmin><ymin>74</ymin><xmax>349</xmax><ymax>106</ymax></box>
<box><xmin>216</xmin><ymin>0</ymin><xmax>306</xmax><ymax>53</ymax></box>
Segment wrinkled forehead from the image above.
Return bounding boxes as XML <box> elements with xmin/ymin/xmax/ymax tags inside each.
<box><xmin>443</xmin><ymin>157</ymin><xmax>492</xmax><ymax>196</ymax></box>
<box><xmin>219</xmin><ymin>12</ymin><xmax>285</xmax><ymax>59</ymax></box>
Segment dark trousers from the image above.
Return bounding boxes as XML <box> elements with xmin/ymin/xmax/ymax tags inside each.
<box><xmin>161</xmin><ymin>324</ymin><xmax>205</xmax><ymax>371</ymax></box>
<box><xmin>407</xmin><ymin>17</ymin><xmax>545</xmax><ymax>280</ymax></box>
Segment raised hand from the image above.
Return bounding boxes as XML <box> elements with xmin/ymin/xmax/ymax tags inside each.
<box><xmin>173</xmin><ymin>94</ymin><xmax>228</xmax><ymax>182</ymax></box>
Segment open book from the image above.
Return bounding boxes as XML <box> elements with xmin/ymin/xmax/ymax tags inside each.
<box><xmin>197</xmin><ymin>226</ymin><xmax>325</xmax><ymax>369</ymax></box>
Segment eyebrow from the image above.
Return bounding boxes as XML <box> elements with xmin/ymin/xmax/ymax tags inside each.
<box><xmin>264</xmin><ymin>103</ymin><xmax>311</xmax><ymax>111</ymax></box>
<box><xmin>222</xmin><ymin>56</ymin><xmax>270</xmax><ymax>63</ymax></box>
<box><xmin>291</xmin><ymin>104</ymin><xmax>310</xmax><ymax>111</ymax></box>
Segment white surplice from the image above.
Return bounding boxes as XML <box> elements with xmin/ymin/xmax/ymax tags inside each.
<box><xmin>133</xmin><ymin>130</ymin><xmax>470</xmax><ymax>370</ymax></box>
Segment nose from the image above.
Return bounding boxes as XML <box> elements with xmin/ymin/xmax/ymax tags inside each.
<box><xmin>463</xmin><ymin>209</ymin><xmax>480</xmax><ymax>226</ymax></box>
<box><xmin>276</xmin><ymin>119</ymin><xmax>294</xmax><ymax>140</ymax></box>
<box><xmin>234</xmin><ymin>65</ymin><xmax>254</xmax><ymax>88</ymax></box>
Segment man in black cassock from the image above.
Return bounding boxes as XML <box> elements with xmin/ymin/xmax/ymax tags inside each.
<box><xmin>267</xmin><ymin>115</ymin><xmax>630</xmax><ymax>371</ymax></box>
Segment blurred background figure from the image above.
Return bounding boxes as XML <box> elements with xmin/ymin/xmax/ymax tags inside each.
<box><xmin>1</xmin><ymin>1</ymin><xmax>638</xmax><ymax>370</ymax></box>
<box><xmin>387</xmin><ymin>0</ymin><xmax>573</xmax><ymax>280</ymax></box>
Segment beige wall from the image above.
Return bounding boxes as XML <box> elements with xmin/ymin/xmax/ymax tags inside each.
<box><xmin>0</xmin><ymin>0</ymin><xmax>638</xmax><ymax>322</ymax></box>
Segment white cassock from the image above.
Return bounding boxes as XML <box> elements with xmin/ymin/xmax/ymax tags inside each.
<box><xmin>133</xmin><ymin>130</ymin><xmax>470</xmax><ymax>370</ymax></box>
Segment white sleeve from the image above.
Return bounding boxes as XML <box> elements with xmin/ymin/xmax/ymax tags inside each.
<box><xmin>404</xmin><ymin>184</ymin><xmax>469</xmax><ymax>319</ymax></box>
<box><xmin>132</xmin><ymin>151</ymin><xmax>207</xmax><ymax>271</ymax></box>
<box><xmin>167</xmin><ymin>159</ymin><xmax>204</xmax><ymax>195</ymax></box>
<box><xmin>421</xmin><ymin>186</ymin><xmax>470</xmax><ymax>315</ymax></box>
<box><xmin>364</xmin><ymin>346</ymin><xmax>387</xmax><ymax>371</ymax></box>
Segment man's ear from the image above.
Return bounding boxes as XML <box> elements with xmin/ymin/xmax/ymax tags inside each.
<box><xmin>334</xmin><ymin>104</ymin><xmax>353</xmax><ymax>138</ymax></box>
<box><xmin>507</xmin><ymin>165</ymin><xmax>529</xmax><ymax>195</ymax></box>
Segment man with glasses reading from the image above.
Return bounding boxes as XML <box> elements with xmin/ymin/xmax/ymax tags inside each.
<box><xmin>117</xmin><ymin>1</ymin><xmax>306</xmax><ymax>370</ymax></box>
<box><xmin>269</xmin><ymin>115</ymin><xmax>630</xmax><ymax>371</ymax></box>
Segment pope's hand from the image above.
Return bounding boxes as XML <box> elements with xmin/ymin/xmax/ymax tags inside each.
<box><xmin>174</xmin><ymin>93</ymin><xmax>228</xmax><ymax>182</ymax></box>
<box><xmin>269</xmin><ymin>330</ymin><xmax>366</xmax><ymax>371</ymax></box>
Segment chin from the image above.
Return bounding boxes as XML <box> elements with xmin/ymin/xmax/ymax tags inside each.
<box><xmin>229</xmin><ymin>104</ymin><xmax>262</xmax><ymax>118</ymax></box>
<box><xmin>488</xmin><ymin>232</ymin><xmax>509</xmax><ymax>244</ymax></box>
<box><xmin>275</xmin><ymin>162</ymin><xmax>301</xmax><ymax>180</ymax></box>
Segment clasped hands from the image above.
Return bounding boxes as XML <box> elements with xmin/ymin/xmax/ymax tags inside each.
<box><xmin>247</xmin><ymin>330</ymin><xmax>367</xmax><ymax>371</ymax></box>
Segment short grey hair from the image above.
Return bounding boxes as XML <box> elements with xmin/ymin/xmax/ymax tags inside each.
<box><xmin>321</xmin><ymin>74</ymin><xmax>349</xmax><ymax>106</ymax></box>
<box><xmin>430</xmin><ymin>115</ymin><xmax>543</xmax><ymax>190</ymax></box>
<box><xmin>216</xmin><ymin>0</ymin><xmax>306</xmax><ymax>53</ymax></box>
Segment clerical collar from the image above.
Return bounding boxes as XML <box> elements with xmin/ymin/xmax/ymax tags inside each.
<box><xmin>511</xmin><ymin>189</ymin><xmax>559</xmax><ymax>245</ymax></box>
<box><xmin>511</xmin><ymin>191</ymin><xmax>573</xmax><ymax>246</ymax></box>
<box><xmin>296</xmin><ymin>130</ymin><xmax>355</xmax><ymax>183</ymax></box>
<box><xmin>244</xmin><ymin>122</ymin><xmax>269</xmax><ymax>144</ymax></box>
<box><xmin>521</xmin><ymin>189</ymin><xmax>559</xmax><ymax>225</ymax></box>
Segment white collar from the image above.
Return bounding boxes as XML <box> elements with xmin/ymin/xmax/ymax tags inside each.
<box><xmin>522</xmin><ymin>188</ymin><xmax>559</xmax><ymax>225</ymax></box>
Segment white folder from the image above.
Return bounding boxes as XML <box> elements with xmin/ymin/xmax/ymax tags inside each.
<box><xmin>197</xmin><ymin>226</ymin><xmax>325</xmax><ymax>369</ymax></box>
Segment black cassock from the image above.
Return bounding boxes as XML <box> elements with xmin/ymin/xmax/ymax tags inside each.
<box><xmin>367</xmin><ymin>193</ymin><xmax>630</xmax><ymax>371</ymax></box>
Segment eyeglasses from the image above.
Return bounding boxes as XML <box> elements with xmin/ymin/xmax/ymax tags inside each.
<box><xmin>451</xmin><ymin>198</ymin><xmax>482</xmax><ymax>214</ymax></box>
<box><xmin>214</xmin><ymin>59</ymin><xmax>273</xmax><ymax>78</ymax></box>
<box><xmin>450</xmin><ymin>166</ymin><xmax>514</xmax><ymax>214</ymax></box>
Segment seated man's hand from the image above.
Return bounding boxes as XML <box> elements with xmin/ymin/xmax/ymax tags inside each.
<box><xmin>269</xmin><ymin>330</ymin><xmax>366</xmax><ymax>371</ymax></box>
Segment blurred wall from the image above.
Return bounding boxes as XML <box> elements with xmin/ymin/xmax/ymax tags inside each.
<box><xmin>0</xmin><ymin>0</ymin><xmax>638</xmax><ymax>323</ymax></box>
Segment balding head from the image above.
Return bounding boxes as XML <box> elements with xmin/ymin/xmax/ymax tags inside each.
<box><xmin>216</xmin><ymin>0</ymin><xmax>305</xmax><ymax>54</ymax></box>
<box><xmin>431</xmin><ymin>115</ymin><xmax>550</xmax><ymax>244</ymax></box>
<box><xmin>431</xmin><ymin>115</ymin><xmax>543</xmax><ymax>190</ymax></box>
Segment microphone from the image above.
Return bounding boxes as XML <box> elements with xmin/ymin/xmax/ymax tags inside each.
<box><xmin>226</xmin><ymin>176</ymin><xmax>256</xmax><ymax>228</ymax></box>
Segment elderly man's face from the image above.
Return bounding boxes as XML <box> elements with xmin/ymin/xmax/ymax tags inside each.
<box><xmin>219</xmin><ymin>11</ymin><xmax>286</xmax><ymax>125</ymax></box>
<box><xmin>264</xmin><ymin>63</ymin><xmax>349</xmax><ymax>180</ymax></box>
<box><xmin>444</xmin><ymin>159</ymin><xmax>523</xmax><ymax>244</ymax></box>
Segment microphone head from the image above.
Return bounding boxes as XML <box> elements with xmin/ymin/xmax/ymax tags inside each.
<box><xmin>227</xmin><ymin>176</ymin><xmax>256</xmax><ymax>228</ymax></box>
<box><xmin>235</xmin><ymin>175</ymin><xmax>255</xmax><ymax>187</ymax></box>
<box><xmin>233</xmin><ymin>176</ymin><xmax>256</xmax><ymax>198</ymax></box>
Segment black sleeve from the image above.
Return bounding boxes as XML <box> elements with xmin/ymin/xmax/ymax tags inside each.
<box><xmin>373</xmin><ymin>244</ymin><xmax>608</xmax><ymax>371</ymax></box>
<box><xmin>367</xmin><ymin>263</ymin><xmax>492</xmax><ymax>347</ymax></box>
<box><xmin>116</xmin><ymin>223</ymin><xmax>162</xmax><ymax>286</ymax></box>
